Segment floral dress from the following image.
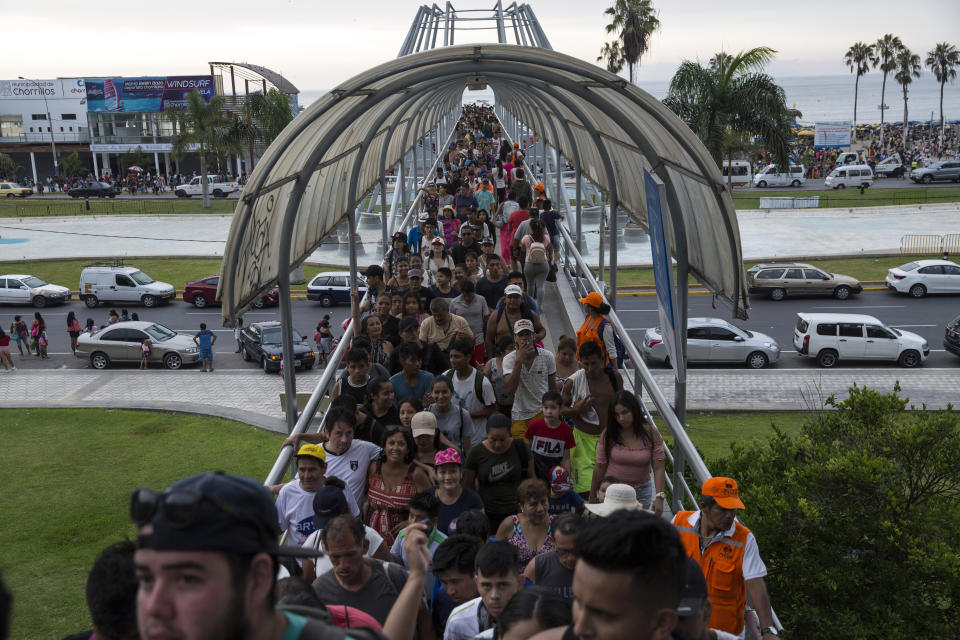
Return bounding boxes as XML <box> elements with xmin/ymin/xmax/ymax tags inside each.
<box><xmin>507</xmin><ymin>514</ymin><xmax>555</xmax><ymax>567</ymax></box>
<box><xmin>366</xmin><ymin>461</ymin><xmax>418</xmax><ymax>546</ymax></box>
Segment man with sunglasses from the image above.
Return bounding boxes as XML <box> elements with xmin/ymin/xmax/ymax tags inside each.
<box><xmin>131</xmin><ymin>471</ymin><xmax>431</xmax><ymax>640</ymax></box>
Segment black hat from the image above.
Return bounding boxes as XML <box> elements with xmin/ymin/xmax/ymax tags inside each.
<box><xmin>131</xmin><ymin>472</ymin><xmax>320</xmax><ymax>558</ymax></box>
<box><xmin>676</xmin><ymin>556</ymin><xmax>709</xmax><ymax>617</ymax></box>
<box><xmin>399</xmin><ymin>316</ymin><xmax>419</xmax><ymax>333</ymax></box>
<box><xmin>312</xmin><ymin>485</ymin><xmax>350</xmax><ymax>531</ymax></box>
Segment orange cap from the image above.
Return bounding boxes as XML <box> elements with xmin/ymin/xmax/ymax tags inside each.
<box><xmin>534</xmin><ymin>183</ymin><xmax>545</xmax><ymax>192</ymax></box>
<box><xmin>577</xmin><ymin>291</ymin><xmax>605</xmax><ymax>308</ymax></box>
<box><xmin>702</xmin><ymin>477</ymin><xmax>745</xmax><ymax>510</ymax></box>
<box><xmin>513</xmin><ymin>141</ymin><xmax>520</xmax><ymax>147</ymax></box>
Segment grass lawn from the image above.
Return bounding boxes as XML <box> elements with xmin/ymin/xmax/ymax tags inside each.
<box><xmin>661</xmin><ymin>411</ymin><xmax>808</xmax><ymax>462</ymax></box>
<box><xmin>0</xmin><ymin>258</ymin><xmax>344</xmax><ymax>291</ymax></box>
<box><xmin>0</xmin><ymin>197</ymin><xmax>236</xmax><ymax>217</ymax></box>
<box><xmin>730</xmin><ymin>186</ymin><xmax>960</xmax><ymax>209</ymax></box>
<box><xmin>0</xmin><ymin>408</ymin><xmax>283</xmax><ymax>639</ymax></box>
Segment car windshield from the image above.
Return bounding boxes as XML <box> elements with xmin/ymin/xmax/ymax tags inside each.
<box><xmin>898</xmin><ymin>262</ymin><xmax>919</xmax><ymax>272</ymax></box>
<box><xmin>746</xmin><ymin>266</ymin><xmax>759</xmax><ymax>275</ymax></box>
<box><xmin>130</xmin><ymin>270</ymin><xmax>154</xmax><ymax>285</ymax></box>
<box><xmin>262</xmin><ymin>328</ymin><xmax>304</xmax><ymax>345</ymax></box>
<box><xmin>22</xmin><ymin>276</ymin><xmax>48</xmax><ymax>287</ymax></box>
<box><xmin>743</xmin><ymin>330</ymin><xmax>754</xmax><ymax>338</ymax></box>
<box><xmin>890</xmin><ymin>328</ymin><xmax>902</xmax><ymax>337</ymax></box>
<box><xmin>144</xmin><ymin>324</ymin><xmax>177</xmax><ymax>342</ymax></box>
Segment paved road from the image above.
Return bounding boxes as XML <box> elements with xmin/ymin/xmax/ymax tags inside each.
<box><xmin>737</xmin><ymin>177</ymin><xmax>957</xmax><ymax>191</ymax></box>
<box><xmin>618</xmin><ymin>289</ymin><xmax>959</xmax><ymax>370</ymax></box>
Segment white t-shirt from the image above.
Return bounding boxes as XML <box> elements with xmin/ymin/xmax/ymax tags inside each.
<box><xmin>301</xmin><ymin>525</ymin><xmax>384</xmax><ymax>577</ymax></box>
<box><xmin>446</xmin><ymin>368</ymin><xmax>497</xmax><ymax>441</ymax></box>
<box><xmin>444</xmin><ymin>596</ymin><xmax>490</xmax><ymax>640</ymax></box>
<box><xmin>502</xmin><ymin>348</ymin><xmax>556</xmax><ymax>420</ymax></box>
<box><xmin>323</xmin><ymin>440</ymin><xmax>382</xmax><ymax>506</ymax></box>
<box><xmin>429</xmin><ymin>404</ymin><xmax>475</xmax><ymax>449</ymax></box>
<box><xmin>275</xmin><ymin>478</ymin><xmax>362</xmax><ymax>547</ymax></box>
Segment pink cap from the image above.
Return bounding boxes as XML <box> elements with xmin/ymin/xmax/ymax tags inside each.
<box><xmin>434</xmin><ymin>447</ymin><xmax>462</xmax><ymax>467</ymax></box>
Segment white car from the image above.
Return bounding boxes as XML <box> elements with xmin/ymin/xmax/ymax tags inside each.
<box><xmin>885</xmin><ymin>259</ymin><xmax>960</xmax><ymax>298</ymax></box>
<box><xmin>793</xmin><ymin>313</ymin><xmax>928</xmax><ymax>368</ymax></box>
<box><xmin>0</xmin><ymin>274</ymin><xmax>71</xmax><ymax>307</ymax></box>
<box><xmin>306</xmin><ymin>272</ymin><xmax>367</xmax><ymax>307</ymax></box>
<box><xmin>640</xmin><ymin>317</ymin><xmax>780</xmax><ymax>369</ymax></box>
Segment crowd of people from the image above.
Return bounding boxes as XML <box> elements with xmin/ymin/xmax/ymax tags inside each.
<box><xmin>0</xmin><ymin>104</ymin><xmax>783</xmax><ymax>640</ymax></box>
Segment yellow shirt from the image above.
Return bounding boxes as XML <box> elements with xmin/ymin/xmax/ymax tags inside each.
<box><xmin>418</xmin><ymin>314</ymin><xmax>473</xmax><ymax>350</ymax></box>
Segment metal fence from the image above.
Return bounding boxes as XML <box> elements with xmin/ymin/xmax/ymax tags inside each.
<box><xmin>901</xmin><ymin>234</ymin><xmax>954</xmax><ymax>255</ymax></box>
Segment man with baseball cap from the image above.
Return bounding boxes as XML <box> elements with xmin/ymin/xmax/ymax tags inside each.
<box><xmin>672</xmin><ymin>557</ymin><xmax>741</xmax><ymax>640</ymax></box>
<box><xmin>131</xmin><ymin>471</ymin><xmax>432</xmax><ymax>640</ymax></box>
<box><xmin>672</xmin><ymin>477</ymin><xmax>779</xmax><ymax>639</ymax></box>
<box><xmin>502</xmin><ymin>317</ymin><xmax>557</xmax><ymax>438</ymax></box>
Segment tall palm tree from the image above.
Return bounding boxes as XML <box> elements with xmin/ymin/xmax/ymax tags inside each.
<box><xmin>894</xmin><ymin>48</ymin><xmax>922</xmax><ymax>146</ymax></box>
<box><xmin>663</xmin><ymin>46</ymin><xmax>794</xmax><ymax>177</ymax></box>
<box><xmin>844</xmin><ymin>41</ymin><xmax>874</xmax><ymax>129</ymax></box>
<box><xmin>165</xmin><ymin>90</ymin><xmax>233</xmax><ymax>209</ymax></box>
<box><xmin>871</xmin><ymin>34</ymin><xmax>903</xmax><ymax>144</ymax></box>
<box><xmin>603</xmin><ymin>0</ymin><xmax>660</xmax><ymax>84</ymax></box>
<box><xmin>926</xmin><ymin>42</ymin><xmax>960</xmax><ymax>145</ymax></box>
<box><xmin>597</xmin><ymin>41</ymin><xmax>625</xmax><ymax>74</ymax></box>
<box><xmin>242</xmin><ymin>88</ymin><xmax>295</xmax><ymax>169</ymax></box>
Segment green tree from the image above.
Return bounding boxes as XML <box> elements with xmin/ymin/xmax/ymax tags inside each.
<box><xmin>844</xmin><ymin>41</ymin><xmax>874</xmax><ymax>129</ymax></box>
<box><xmin>60</xmin><ymin>151</ymin><xmax>86</xmax><ymax>178</ymax></box>
<box><xmin>663</xmin><ymin>47</ymin><xmax>793</xmax><ymax>177</ymax></box>
<box><xmin>713</xmin><ymin>384</ymin><xmax>960</xmax><ymax>639</ymax></box>
<box><xmin>0</xmin><ymin>152</ymin><xmax>20</xmax><ymax>179</ymax></box>
<box><xmin>597</xmin><ymin>41</ymin><xmax>625</xmax><ymax>74</ymax></box>
<box><xmin>165</xmin><ymin>90</ymin><xmax>233</xmax><ymax>209</ymax></box>
<box><xmin>925</xmin><ymin>42</ymin><xmax>960</xmax><ymax>145</ymax></box>
<box><xmin>241</xmin><ymin>88</ymin><xmax>295</xmax><ymax>170</ymax></box>
<box><xmin>871</xmin><ymin>34</ymin><xmax>904</xmax><ymax>144</ymax></box>
<box><xmin>603</xmin><ymin>0</ymin><xmax>660</xmax><ymax>84</ymax></box>
<box><xmin>894</xmin><ymin>48</ymin><xmax>922</xmax><ymax>146</ymax></box>
<box><xmin>119</xmin><ymin>146</ymin><xmax>152</xmax><ymax>176</ymax></box>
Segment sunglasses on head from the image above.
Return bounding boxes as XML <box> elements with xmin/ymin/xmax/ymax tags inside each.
<box><xmin>130</xmin><ymin>487</ymin><xmax>244</xmax><ymax>529</ymax></box>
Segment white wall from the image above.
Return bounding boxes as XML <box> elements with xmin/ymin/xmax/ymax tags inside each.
<box><xmin>0</xmin><ymin>78</ymin><xmax>89</xmax><ymax>142</ymax></box>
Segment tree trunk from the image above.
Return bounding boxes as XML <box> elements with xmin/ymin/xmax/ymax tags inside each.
<box><xmin>880</xmin><ymin>71</ymin><xmax>888</xmax><ymax>145</ymax></box>
<box><xmin>853</xmin><ymin>75</ymin><xmax>860</xmax><ymax>129</ymax></box>
<box><xmin>940</xmin><ymin>80</ymin><xmax>946</xmax><ymax>148</ymax></box>
<box><xmin>902</xmin><ymin>86</ymin><xmax>909</xmax><ymax>148</ymax></box>
<box><xmin>200</xmin><ymin>147</ymin><xmax>210</xmax><ymax>210</ymax></box>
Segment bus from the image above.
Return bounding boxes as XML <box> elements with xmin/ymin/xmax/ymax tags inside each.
<box><xmin>721</xmin><ymin>160</ymin><xmax>753</xmax><ymax>186</ymax></box>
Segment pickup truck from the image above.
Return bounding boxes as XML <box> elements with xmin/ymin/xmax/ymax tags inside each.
<box><xmin>872</xmin><ymin>154</ymin><xmax>905</xmax><ymax>178</ymax></box>
<box><xmin>174</xmin><ymin>176</ymin><xmax>240</xmax><ymax>198</ymax></box>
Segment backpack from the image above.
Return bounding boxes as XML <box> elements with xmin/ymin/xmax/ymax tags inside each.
<box><xmin>526</xmin><ymin>240</ymin><xmax>547</xmax><ymax>264</ymax></box>
<box><xmin>597</xmin><ymin>318</ymin><xmax>626</xmax><ymax>369</ymax></box>
<box><xmin>444</xmin><ymin>367</ymin><xmax>489</xmax><ymax>410</ymax></box>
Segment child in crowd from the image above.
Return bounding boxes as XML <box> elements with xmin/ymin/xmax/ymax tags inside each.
<box><xmin>390</xmin><ymin>492</ymin><xmax>448</xmax><ymax>599</ymax></box>
<box><xmin>444</xmin><ymin>541</ymin><xmax>523</xmax><ymax>640</ymax></box>
<box><xmin>524</xmin><ymin>391</ymin><xmax>575</xmax><ymax>481</ymax></box>
<box><xmin>140</xmin><ymin>339</ymin><xmax>151</xmax><ymax>369</ymax></box>
<box><xmin>547</xmin><ymin>466</ymin><xmax>584</xmax><ymax>516</ymax></box>
<box><xmin>595</xmin><ymin>475</ymin><xmax>620</xmax><ymax>504</ymax></box>
<box><xmin>431</xmin><ymin>534</ymin><xmax>483</xmax><ymax>634</ymax></box>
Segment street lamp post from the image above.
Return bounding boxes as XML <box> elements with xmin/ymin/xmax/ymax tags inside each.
<box><xmin>19</xmin><ymin>76</ymin><xmax>58</xmax><ymax>178</ymax></box>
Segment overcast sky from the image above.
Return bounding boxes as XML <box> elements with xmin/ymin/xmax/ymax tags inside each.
<box><xmin>8</xmin><ymin>1</ymin><xmax>960</xmax><ymax>88</ymax></box>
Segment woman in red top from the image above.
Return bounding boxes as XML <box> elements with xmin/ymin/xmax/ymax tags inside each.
<box><xmin>0</xmin><ymin>327</ymin><xmax>14</xmax><ymax>372</ymax></box>
<box><xmin>365</xmin><ymin>425</ymin><xmax>431</xmax><ymax>545</ymax></box>
<box><xmin>590</xmin><ymin>391</ymin><xmax>666</xmax><ymax>515</ymax></box>
<box><xmin>66</xmin><ymin>311</ymin><xmax>82</xmax><ymax>355</ymax></box>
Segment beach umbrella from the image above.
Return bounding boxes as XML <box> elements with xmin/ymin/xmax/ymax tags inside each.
<box><xmin>127</xmin><ymin>165</ymin><xmax>144</xmax><ymax>173</ymax></box>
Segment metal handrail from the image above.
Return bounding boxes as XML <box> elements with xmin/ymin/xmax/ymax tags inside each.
<box><xmin>264</xmin><ymin>109</ymin><xmax>458</xmax><ymax>487</ymax></box>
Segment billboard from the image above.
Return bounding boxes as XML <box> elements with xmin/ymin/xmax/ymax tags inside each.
<box><xmin>84</xmin><ymin>76</ymin><xmax>214</xmax><ymax>113</ymax></box>
<box><xmin>0</xmin><ymin>78</ymin><xmax>86</xmax><ymax>100</ymax></box>
<box><xmin>813</xmin><ymin>122</ymin><xmax>851</xmax><ymax>148</ymax></box>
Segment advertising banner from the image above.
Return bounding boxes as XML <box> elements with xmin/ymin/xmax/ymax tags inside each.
<box><xmin>84</xmin><ymin>76</ymin><xmax>213</xmax><ymax>113</ymax></box>
<box><xmin>813</xmin><ymin>122</ymin><xmax>851</xmax><ymax>148</ymax></box>
<box><xmin>644</xmin><ymin>168</ymin><xmax>685</xmax><ymax>384</ymax></box>
<box><xmin>0</xmin><ymin>78</ymin><xmax>86</xmax><ymax>100</ymax></box>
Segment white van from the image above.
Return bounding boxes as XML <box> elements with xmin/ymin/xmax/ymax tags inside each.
<box><xmin>793</xmin><ymin>312</ymin><xmax>929</xmax><ymax>368</ymax></box>
<box><xmin>752</xmin><ymin>164</ymin><xmax>806</xmax><ymax>188</ymax></box>
<box><xmin>824</xmin><ymin>165</ymin><xmax>874</xmax><ymax>190</ymax></box>
<box><xmin>79</xmin><ymin>264</ymin><xmax>176</xmax><ymax>309</ymax></box>
<box><xmin>721</xmin><ymin>160</ymin><xmax>753</xmax><ymax>186</ymax></box>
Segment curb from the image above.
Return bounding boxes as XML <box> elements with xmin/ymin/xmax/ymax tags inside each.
<box><xmin>616</xmin><ymin>285</ymin><xmax>889</xmax><ymax>297</ymax></box>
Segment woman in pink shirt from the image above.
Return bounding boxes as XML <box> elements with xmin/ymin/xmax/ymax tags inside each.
<box><xmin>589</xmin><ymin>391</ymin><xmax>666</xmax><ymax>515</ymax></box>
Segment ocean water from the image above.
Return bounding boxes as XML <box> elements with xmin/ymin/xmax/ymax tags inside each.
<box><xmin>300</xmin><ymin>73</ymin><xmax>960</xmax><ymax>125</ymax></box>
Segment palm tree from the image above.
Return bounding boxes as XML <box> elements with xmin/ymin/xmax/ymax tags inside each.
<box><xmin>597</xmin><ymin>41</ymin><xmax>625</xmax><ymax>74</ymax></box>
<box><xmin>871</xmin><ymin>34</ymin><xmax>903</xmax><ymax>144</ymax></box>
<box><xmin>926</xmin><ymin>42</ymin><xmax>960</xmax><ymax>145</ymax></box>
<box><xmin>663</xmin><ymin>46</ymin><xmax>794</xmax><ymax>178</ymax></box>
<box><xmin>844</xmin><ymin>41</ymin><xmax>874</xmax><ymax>129</ymax></box>
<box><xmin>894</xmin><ymin>48</ymin><xmax>922</xmax><ymax>146</ymax></box>
<box><xmin>603</xmin><ymin>0</ymin><xmax>661</xmax><ymax>84</ymax></box>
<box><xmin>242</xmin><ymin>88</ymin><xmax>295</xmax><ymax>169</ymax></box>
<box><xmin>165</xmin><ymin>90</ymin><xmax>233</xmax><ymax>209</ymax></box>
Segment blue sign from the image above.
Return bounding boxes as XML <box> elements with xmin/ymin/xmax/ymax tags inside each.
<box><xmin>644</xmin><ymin>169</ymin><xmax>684</xmax><ymax>383</ymax></box>
<box><xmin>84</xmin><ymin>76</ymin><xmax>214</xmax><ymax>113</ymax></box>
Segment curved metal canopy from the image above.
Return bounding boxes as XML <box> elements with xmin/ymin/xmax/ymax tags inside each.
<box><xmin>209</xmin><ymin>61</ymin><xmax>301</xmax><ymax>95</ymax></box>
<box><xmin>220</xmin><ymin>44</ymin><xmax>749</xmax><ymax>322</ymax></box>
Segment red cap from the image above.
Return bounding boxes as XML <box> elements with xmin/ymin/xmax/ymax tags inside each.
<box><xmin>702</xmin><ymin>477</ymin><xmax>745</xmax><ymax>510</ymax></box>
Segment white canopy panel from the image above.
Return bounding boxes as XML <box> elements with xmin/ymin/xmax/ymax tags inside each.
<box><xmin>220</xmin><ymin>44</ymin><xmax>749</xmax><ymax>322</ymax></box>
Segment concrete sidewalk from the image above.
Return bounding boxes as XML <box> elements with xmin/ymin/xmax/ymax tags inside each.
<box><xmin>3</xmin><ymin>366</ymin><xmax>956</xmax><ymax>433</ymax></box>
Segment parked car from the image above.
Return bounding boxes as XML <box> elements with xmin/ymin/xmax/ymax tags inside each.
<box><xmin>80</xmin><ymin>264</ymin><xmax>176</xmax><ymax>308</ymax></box>
<box><xmin>640</xmin><ymin>317</ymin><xmax>780</xmax><ymax>369</ymax></box>
<box><xmin>0</xmin><ymin>182</ymin><xmax>32</xmax><ymax>197</ymax></box>
<box><xmin>183</xmin><ymin>275</ymin><xmax>279</xmax><ymax>309</ymax></box>
<box><xmin>909</xmin><ymin>160</ymin><xmax>960</xmax><ymax>184</ymax></box>
<box><xmin>307</xmin><ymin>272</ymin><xmax>367</xmax><ymax>307</ymax></box>
<box><xmin>0</xmin><ymin>274</ymin><xmax>71</xmax><ymax>307</ymax></box>
<box><xmin>885</xmin><ymin>259</ymin><xmax>960</xmax><ymax>298</ymax></box>
<box><xmin>824</xmin><ymin>164</ymin><xmax>873</xmax><ymax>190</ymax></box>
<box><xmin>793</xmin><ymin>313</ymin><xmax>928</xmax><ymax>368</ymax></box>
<box><xmin>751</xmin><ymin>164</ymin><xmax>805</xmax><ymax>188</ymax></box>
<box><xmin>174</xmin><ymin>176</ymin><xmax>240</xmax><ymax>198</ymax></box>
<box><xmin>944</xmin><ymin>314</ymin><xmax>960</xmax><ymax>357</ymax></box>
<box><xmin>75</xmin><ymin>321</ymin><xmax>200</xmax><ymax>370</ymax></box>
<box><xmin>746</xmin><ymin>263</ymin><xmax>862</xmax><ymax>301</ymax></box>
<box><xmin>238</xmin><ymin>321</ymin><xmax>316</xmax><ymax>373</ymax></box>
<box><xmin>68</xmin><ymin>182</ymin><xmax>120</xmax><ymax>198</ymax></box>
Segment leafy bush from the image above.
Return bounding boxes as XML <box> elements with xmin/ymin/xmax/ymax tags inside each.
<box><xmin>713</xmin><ymin>384</ymin><xmax>960</xmax><ymax>639</ymax></box>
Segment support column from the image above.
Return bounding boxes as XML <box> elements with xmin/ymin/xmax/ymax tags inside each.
<box><xmin>29</xmin><ymin>152</ymin><xmax>38</xmax><ymax>187</ymax></box>
<box><xmin>399</xmin><ymin>159</ymin><xmax>407</xmax><ymax>212</ymax></box>
<box><xmin>164</xmin><ymin>153</ymin><xmax>171</xmax><ymax>179</ymax></box>
<box><xmin>92</xmin><ymin>153</ymin><xmax>99</xmax><ymax>181</ymax></box>
<box><xmin>610</xmin><ymin>195</ymin><xmax>618</xmax><ymax>309</ymax></box>
<box><xmin>575</xmin><ymin>166</ymin><xmax>582</xmax><ymax>250</ymax></box>
<box><xmin>153</xmin><ymin>152</ymin><xmax>160</xmax><ymax>176</ymax></box>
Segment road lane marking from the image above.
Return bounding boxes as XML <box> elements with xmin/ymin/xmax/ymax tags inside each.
<box><xmin>812</xmin><ymin>305</ymin><xmax>905</xmax><ymax>309</ymax></box>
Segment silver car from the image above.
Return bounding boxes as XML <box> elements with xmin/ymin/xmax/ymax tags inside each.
<box><xmin>76</xmin><ymin>321</ymin><xmax>201</xmax><ymax>370</ymax></box>
<box><xmin>640</xmin><ymin>317</ymin><xmax>780</xmax><ymax>369</ymax></box>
